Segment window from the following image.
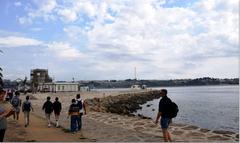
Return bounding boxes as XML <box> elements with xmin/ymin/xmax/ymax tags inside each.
<box><xmin>58</xmin><ymin>86</ymin><xmax>60</xmax><ymax>90</ymax></box>
<box><xmin>62</xmin><ymin>86</ymin><xmax>64</xmax><ymax>90</ymax></box>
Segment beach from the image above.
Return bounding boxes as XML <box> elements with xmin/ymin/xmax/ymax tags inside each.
<box><xmin>4</xmin><ymin>90</ymin><xmax>239</xmax><ymax>142</ymax></box>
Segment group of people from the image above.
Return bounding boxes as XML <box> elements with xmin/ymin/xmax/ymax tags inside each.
<box><xmin>41</xmin><ymin>94</ymin><xmax>86</xmax><ymax>133</ymax></box>
<box><xmin>3</xmin><ymin>90</ymin><xmax>34</xmax><ymax>127</ymax></box>
<box><xmin>0</xmin><ymin>89</ymin><xmax>33</xmax><ymax>142</ymax></box>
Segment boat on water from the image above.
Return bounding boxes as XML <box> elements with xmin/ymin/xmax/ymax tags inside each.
<box><xmin>131</xmin><ymin>84</ymin><xmax>147</xmax><ymax>90</ymax></box>
<box><xmin>130</xmin><ymin>67</ymin><xmax>147</xmax><ymax>90</ymax></box>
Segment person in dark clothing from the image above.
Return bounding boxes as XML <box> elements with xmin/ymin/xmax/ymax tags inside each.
<box><xmin>42</xmin><ymin>96</ymin><xmax>53</xmax><ymax>127</ymax></box>
<box><xmin>22</xmin><ymin>95</ymin><xmax>34</xmax><ymax>127</ymax></box>
<box><xmin>11</xmin><ymin>91</ymin><xmax>21</xmax><ymax>120</ymax></box>
<box><xmin>155</xmin><ymin>89</ymin><xmax>172</xmax><ymax>142</ymax></box>
<box><xmin>68</xmin><ymin>99</ymin><xmax>80</xmax><ymax>134</ymax></box>
<box><xmin>53</xmin><ymin>97</ymin><xmax>62</xmax><ymax>127</ymax></box>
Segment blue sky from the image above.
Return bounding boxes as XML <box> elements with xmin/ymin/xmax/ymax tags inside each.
<box><xmin>0</xmin><ymin>0</ymin><xmax>238</xmax><ymax>81</ymax></box>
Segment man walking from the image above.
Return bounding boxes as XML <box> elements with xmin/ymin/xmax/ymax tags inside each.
<box><xmin>76</xmin><ymin>94</ymin><xmax>86</xmax><ymax>131</ymax></box>
<box><xmin>11</xmin><ymin>91</ymin><xmax>21</xmax><ymax>120</ymax></box>
<box><xmin>68</xmin><ymin>99</ymin><xmax>80</xmax><ymax>134</ymax></box>
<box><xmin>53</xmin><ymin>97</ymin><xmax>62</xmax><ymax>127</ymax></box>
<box><xmin>22</xmin><ymin>95</ymin><xmax>34</xmax><ymax>127</ymax></box>
<box><xmin>155</xmin><ymin>89</ymin><xmax>173</xmax><ymax>142</ymax></box>
<box><xmin>42</xmin><ymin>96</ymin><xmax>53</xmax><ymax>127</ymax></box>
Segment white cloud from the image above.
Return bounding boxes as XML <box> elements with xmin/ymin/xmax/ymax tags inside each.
<box><xmin>0</xmin><ymin>36</ymin><xmax>42</xmax><ymax>47</ymax></box>
<box><xmin>57</xmin><ymin>9</ymin><xmax>78</xmax><ymax>22</ymax></box>
<box><xmin>14</xmin><ymin>1</ymin><xmax>22</xmax><ymax>7</ymax></box>
<box><xmin>47</xmin><ymin>42</ymin><xmax>85</xmax><ymax>60</ymax></box>
<box><xmin>11</xmin><ymin>0</ymin><xmax>239</xmax><ymax>79</ymax></box>
<box><xmin>18</xmin><ymin>0</ymin><xmax>57</xmax><ymax>24</ymax></box>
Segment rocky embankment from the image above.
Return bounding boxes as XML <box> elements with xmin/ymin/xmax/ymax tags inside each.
<box><xmin>85</xmin><ymin>90</ymin><xmax>161</xmax><ymax>115</ymax></box>
<box><xmin>84</xmin><ymin>90</ymin><xmax>239</xmax><ymax>142</ymax></box>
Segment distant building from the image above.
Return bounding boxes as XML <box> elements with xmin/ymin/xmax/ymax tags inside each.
<box><xmin>38</xmin><ymin>82</ymin><xmax>79</xmax><ymax>92</ymax></box>
<box><xmin>30</xmin><ymin>69</ymin><xmax>52</xmax><ymax>93</ymax></box>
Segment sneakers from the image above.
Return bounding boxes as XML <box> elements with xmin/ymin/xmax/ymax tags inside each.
<box><xmin>56</xmin><ymin>122</ymin><xmax>59</xmax><ymax>128</ymax></box>
<box><xmin>48</xmin><ymin>124</ymin><xmax>51</xmax><ymax>127</ymax></box>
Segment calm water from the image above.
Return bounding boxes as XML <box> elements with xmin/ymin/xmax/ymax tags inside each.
<box><xmin>134</xmin><ymin>85</ymin><xmax>239</xmax><ymax>132</ymax></box>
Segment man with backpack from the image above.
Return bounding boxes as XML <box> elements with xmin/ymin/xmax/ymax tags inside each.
<box><xmin>22</xmin><ymin>95</ymin><xmax>34</xmax><ymax>127</ymax></box>
<box><xmin>42</xmin><ymin>96</ymin><xmax>53</xmax><ymax>127</ymax></box>
<box><xmin>11</xmin><ymin>91</ymin><xmax>21</xmax><ymax>120</ymax></box>
<box><xmin>76</xmin><ymin>94</ymin><xmax>86</xmax><ymax>131</ymax></box>
<box><xmin>68</xmin><ymin>99</ymin><xmax>80</xmax><ymax>134</ymax></box>
<box><xmin>155</xmin><ymin>89</ymin><xmax>178</xmax><ymax>142</ymax></box>
<box><xmin>53</xmin><ymin>97</ymin><xmax>62</xmax><ymax>127</ymax></box>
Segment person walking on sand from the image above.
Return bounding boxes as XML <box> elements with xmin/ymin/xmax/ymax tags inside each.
<box><xmin>155</xmin><ymin>89</ymin><xmax>173</xmax><ymax>142</ymax></box>
<box><xmin>0</xmin><ymin>88</ymin><xmax>14</xmax><ymax>142</ymax></box>
<box><xmin>68</xmin><ymin>99</ymin><xmax>80</xmax><ymax>134</ymax></box>
<box><xmin>22</xmin><ymin>95</ymin><xmax>34</xmax><ymax>127</ymax></box>
<box><xmin>76</xmin><ymin>94</ymin><xmax>87</xmax><ymax>131</ymax></box>
<box><xmin>42</xmin><ymin>96</ymin><xmax>53</xmax><ymax>127</ymax></box>
<box><xmin>53</xmin><ymin>97</ymin><xmax>62</xmax><ymax>127</ymax></box>
<box><xmin>11</xmin><ymin>91</ymin><xmax>21</xmax><ymax>120</ymax></box>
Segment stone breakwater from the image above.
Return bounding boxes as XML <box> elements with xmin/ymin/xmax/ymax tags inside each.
<box><xmin>85</xmin><ymin>90</ymin><xmax>161</xmax><ymax>115</ymax></box>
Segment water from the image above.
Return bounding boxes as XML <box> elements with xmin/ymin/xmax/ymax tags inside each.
<box><xmin>134</xmin><ymin>85</ymin><xmax>239</xmax><ymax>132</ymax></box>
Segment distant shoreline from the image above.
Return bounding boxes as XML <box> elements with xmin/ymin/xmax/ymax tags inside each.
<box><xmin>92</xmin><ymin>84</ymin><xmax>239</xmax><ymax>89</ymax></box>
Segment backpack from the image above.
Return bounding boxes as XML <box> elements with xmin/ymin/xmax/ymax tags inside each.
<box><xmin>23</xmin><ymin>102</ymin><xmax>31</xmax><ymax>112</ymax></box>
<box><xmin>168</xmin><ymin>101</ymin><xmax>179</xmax><ymax>118</ymax></box>
<box><xmin>77</xmin><ymin>99</ymin><xmax>83</xmax><ymax>110</ymax></box>
<box><xmin>11</xmin><ymin>97</ymin><xmax>20</xmax><ymax>107</ymax></box>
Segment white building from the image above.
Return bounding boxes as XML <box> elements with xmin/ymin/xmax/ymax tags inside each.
<box><xmin>39</xmin><ymin>82</ymin><xmax>79</xmax><ymax>92</ymax></box>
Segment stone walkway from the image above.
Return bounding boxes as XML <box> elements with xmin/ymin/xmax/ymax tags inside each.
<box><xmin>32</xmin><ymin>109</ymin><xmax>238</xmax><ymax>142</ymax></box>
<box><xmin>84</xmin><ymin>112</ymin><xmax>239</xmax><ymax>142</ymax></box>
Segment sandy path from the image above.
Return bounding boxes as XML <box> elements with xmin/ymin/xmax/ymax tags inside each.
<box><xmin>5</xmin><ymin>112</ymin><xmax>92</xmax><ymax>142</ymax></box>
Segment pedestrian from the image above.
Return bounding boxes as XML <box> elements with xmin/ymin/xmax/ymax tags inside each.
<box><xmin>11</xmin><ymin>91</ymin><xmax>21</xmax><ymax>120</ymax></box>
<box><xmin>22</xmin><ymin>95</ymin><xmax>34</xmax><ymax>127</ymax></box>
<box><xmin>0</xmin><ymin>88</ymin><xmax>14</xmax><ymax>142</ymax></box>
<box><xmin>42</xmin><ymin>96</ymin><xmax>53</xmax><ymax>127</ymax></box>
<box><xmin>68</xmin><ymin>99</ymin><xmax>79</xmax><ymax>134</ymax></box>
<box><xmin>53</xmin><ymin>97</ymin><xmax>62</xmax><ymax>127</ymax></box>
<box><xmin>155</xmin><ymin>89</ymin><xmax>173</xmax><ymax>142</ymax></box>
<box><xmin>5</xmin><ymin>90</ymin><xmax>10</xmax><ymax>102</ymax></box>
<box><xmin>76</xmin><ymin>94</ymin><xmax>87</xmax><ymax>131</ymax></box>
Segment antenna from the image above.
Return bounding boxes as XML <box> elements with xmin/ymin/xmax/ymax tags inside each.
<box><xmin>134</xmin><ymin>67</ymin><xmax>137</xmax><ymax>80</ymax></box>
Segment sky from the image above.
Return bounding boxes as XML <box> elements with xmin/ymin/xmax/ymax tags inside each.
<box><xmin>0</xmin><ymin>0</ymin><xmax>238</xmax><ymax>81</ymax></box>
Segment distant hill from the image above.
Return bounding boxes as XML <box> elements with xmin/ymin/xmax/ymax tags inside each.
<box><xmin>3</xmin><ymin>77</ymin><xmax>239</xmax><ymax>90</ymax></box>
<box><xmin>79</xmin><ymin>77</ymin><xmax>239</xmax><ymax>89</ymax></box>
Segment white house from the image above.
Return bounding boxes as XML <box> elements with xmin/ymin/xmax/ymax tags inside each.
<box><xmin>39</xmin><ymin>82</ymin><xmax>79</xmax><ymax>92</ymax></box>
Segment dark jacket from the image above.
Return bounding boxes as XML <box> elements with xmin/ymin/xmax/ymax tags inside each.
<box><xmin>158</xmin><ymin>95</ymin><xmax>172</xmax><ymax>118</ymax></box>
<box><xmin>68</xmin><ymin>103</ymin><xmax>80</xmax><ymax>116</ymax></box>
<box><xmin>53</xmin><ymin>101</ymin><xmax>62</xmax><ymax>114</ymax></box>
<box><xmin>42</xmin><ymin>101</ymin><xmax>53</xmax><ymax>114</ymax></box>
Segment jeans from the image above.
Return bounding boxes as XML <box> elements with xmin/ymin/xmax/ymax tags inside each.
<box><xmin>0</xmin><ymin>129</ymin><xmax>6</xmax><ymax>142</ymax></box>
<box><xmin>160</xmin><ymin>117</ymin><xmax>171</xmax><ymax>129</ymax></box>
<box><xmin>77</xmin><ymin>113</ymin><xmax>83</xmax><ymax>130</ymax></box>
<box><xmin>70</xmin><ymin>115</ymin><xmax>79</xmax><ymax>132</ymax></box>
<box><xmin>24</xmin><ymin>111</ymin><xmax>30</xmax><ymax>125</ymax></box>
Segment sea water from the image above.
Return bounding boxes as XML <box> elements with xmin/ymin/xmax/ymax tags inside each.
<box><xmin>134</xmin><ymin>85</ymin><xmax>239</xmax><ymax>132</ymax></box>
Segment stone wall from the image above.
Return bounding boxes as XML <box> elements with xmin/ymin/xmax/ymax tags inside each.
<box><xmin>85</xmin><ymin>90</ymin><xmax>161</xmax><ymax>115</ymax></box>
